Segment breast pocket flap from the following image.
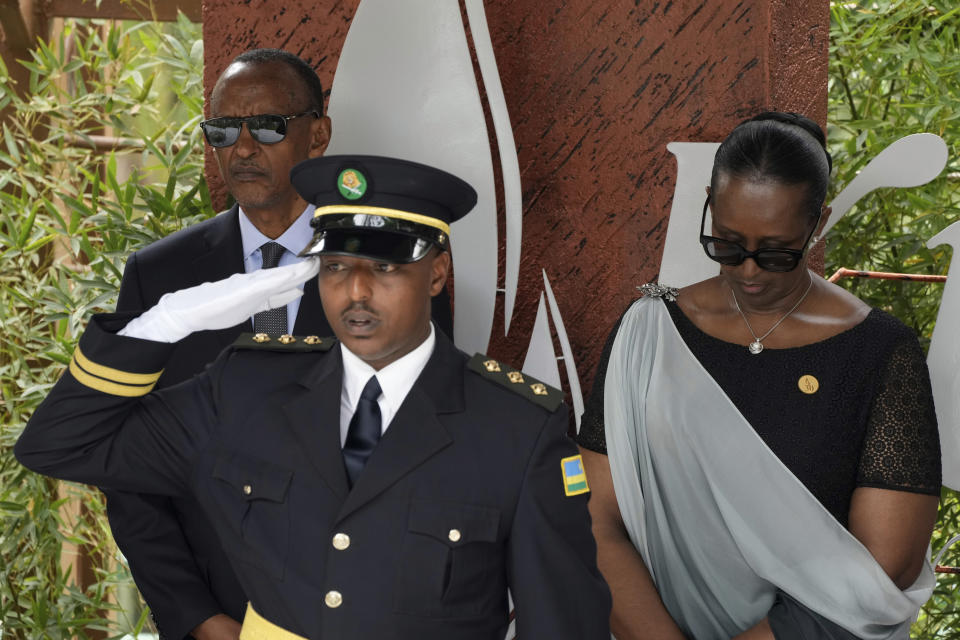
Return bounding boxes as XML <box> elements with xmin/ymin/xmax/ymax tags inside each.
<box><xmin>212</xmin><ymin>452</ymin><xmax>292</xmax><ymax>503</ymax></box>
<box><xmin>407</xmin><ymin>499</ymin><xmax>500</xmax><ymax>547</ymax></box>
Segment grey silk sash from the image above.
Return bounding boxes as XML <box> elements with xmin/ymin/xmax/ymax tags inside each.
<box><xmin>604</xmin><ymin>298</ymin><xmax>933</xmax><ymax>639</ymax></box>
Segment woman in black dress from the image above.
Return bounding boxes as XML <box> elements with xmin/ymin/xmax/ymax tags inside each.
<box><xmin>578</xmin><ymin>112</ymin><xmax>941</xmax><ymax>639</ymax></box>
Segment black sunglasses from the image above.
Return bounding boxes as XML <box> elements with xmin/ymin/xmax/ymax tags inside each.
<box><xmin>199</xmin><ymin>111</ymin><xmax>319</xmax><ymax>148</ymax></box>
<box><xmin>699</xmin><ymin>196</ymin><xmax>819</xmax><ymax>272</ymax></box>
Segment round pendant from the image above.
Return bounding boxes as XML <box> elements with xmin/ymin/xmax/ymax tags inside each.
<box><xmin>748</xmin><ymin>341</ymin><xmax>764</xmax><ymax>355</ymax></box>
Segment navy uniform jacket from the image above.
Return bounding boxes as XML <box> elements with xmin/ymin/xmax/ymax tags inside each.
<box><xmin>107</xmin><ymin>205</ymin><xmax>455</xmax><ymax>639</ymax></box>
<box><xmin>16</xmin><ymin>315</ymin><xmax>611</xmax><ymax>639</ymax></box>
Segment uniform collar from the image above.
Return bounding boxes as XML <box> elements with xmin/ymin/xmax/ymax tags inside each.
<box><xmin>340</xmin><ymin>324</ymin><xmax>436</xmax><ymax>424</ymax></box>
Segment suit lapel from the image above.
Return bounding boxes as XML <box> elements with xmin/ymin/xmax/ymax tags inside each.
<box><xmin>193</xmin><ymin>204</ymin><xmax>245</xmax><ymax>280</ymax></box>
<box><xmin>335</xmin><ymin>330</ymin><xmax>466</xmax><ymax>523</ymax></box>
<box><xmin>193</xmin><ymin>206</ymin><xmax>249</xmax><ymax>349</ymax></box>
<box><xmin>292</xmin><ymin>275</ymin><xmax>332</xmax><ymax>337</ymax></box>
<box><xmin>280</xmin><ymin>347</ymin><xmax>350</xmax><ymax>499</ymax></box>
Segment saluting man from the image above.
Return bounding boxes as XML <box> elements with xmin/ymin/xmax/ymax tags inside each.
<box><xmin>16</xmin><ymin>155</ymin><xmax>611</xmax><ymax>639</ymax></box>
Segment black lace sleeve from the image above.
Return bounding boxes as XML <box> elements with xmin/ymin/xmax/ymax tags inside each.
<box><xmin>576</xmin><ymin>308</ymin><xmax>632</xmax><ymax>455</ymax></box>
<box><xmin>856</xmin><ymin>334</ymin><xmax>941</xmax><ymax>495</ymax></box>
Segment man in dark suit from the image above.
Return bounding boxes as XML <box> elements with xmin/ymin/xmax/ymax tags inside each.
<box><xmin>16</xmin><ymin>155</ymin><xmax>610</xmax><ymax>639</ymax></box>
<box><xmin>109</xmin><ymin>50</ymin><xmax>453</xmax><ymax>640</ymax></box>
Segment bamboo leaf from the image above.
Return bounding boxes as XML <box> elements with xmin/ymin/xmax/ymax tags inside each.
<box><xmin>3</xmin><ymin>123</ymin><xmax>21</xmax><ymax>164</ymax></box>
<box><xmin>16</xmin><ymin>204</ymin><xmax>38</xmax><ymax>248</ymax></box>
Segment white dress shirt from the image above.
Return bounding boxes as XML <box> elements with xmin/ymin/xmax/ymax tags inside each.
<box><xmin>338</xmin><ymin>324</ymin><xmax>436</xmax><ymax>447</ymax></box>
<box><xmin>238</xmin><ymin>204</ymin><xmax>315</xmax><ymax>334</ymax></box>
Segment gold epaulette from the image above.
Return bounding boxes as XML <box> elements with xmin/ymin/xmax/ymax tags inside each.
<box><xmin>467</xmin><ymin>354</ymin><xmax>564</xmax><ymax>412</ymax></box>
<box><xmin>232</xmin><ymin>333</ymin><xmax>335</xmax><ymax>352</ymax></box>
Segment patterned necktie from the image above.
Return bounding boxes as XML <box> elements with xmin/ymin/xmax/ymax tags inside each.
<box><xmin>343</xmin><ymin>376</ymin><xmax>382</xmax><ymax>488</ymax></box>
<box><xmin>252</xmin><ymin>241</ymin><xmax>288</xmax><ymax>334</ymax></box>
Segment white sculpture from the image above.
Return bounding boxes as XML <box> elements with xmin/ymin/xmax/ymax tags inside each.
<box><xmin>927</xmin><ymin>222</ymin><xmax>960</xmax><ymax>489</ymax></box>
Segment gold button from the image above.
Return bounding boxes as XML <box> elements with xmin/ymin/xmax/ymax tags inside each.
<box><xmin>304</xmin><ymin>335</ymin><xmax>322</xmax><ymax>345</ymax></box>
<box><xmin>242</xmin><ymin>484</ymin><xmax>252</xmax><ymax>496</ymax></box>
<box><xmin>448</xmin><ymin>528</ymin><xmax>461</xmax><ymax>543</ymax></box>
<box><xmin>324</xmin><ymin>590</ymin><xmax>343</xmax><ymax>608</ymax></box>
<box><xmin>332</xmin><ymin>533</ymin><xmax>350</xmax><ymax>551</ymax></box>
<box><xmin>252</xmin><ymin>333</ymin><xmax>270</xmax><ymax>343</ymax></box>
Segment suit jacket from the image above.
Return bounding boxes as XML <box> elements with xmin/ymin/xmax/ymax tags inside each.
<box><xmin>16</xmin><ymin>316</ymin><xmax>611</xmax><ymax>639</ymax></box>
<box><xmin>108</xmin><ymin>205</ymin><xmax>454</xmax><ymax>638</ymax></box>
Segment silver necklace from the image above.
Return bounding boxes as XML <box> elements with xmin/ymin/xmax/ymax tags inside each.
<box><xmin>730</xmin><ymin>277</ymin><xmax>814</xmax><ymax>355</ymax></box>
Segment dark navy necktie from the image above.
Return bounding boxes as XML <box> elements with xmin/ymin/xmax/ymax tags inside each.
<box><xmin>252</xmin><ymin>241</ymin><xmax>288</xmax><ymax>334</ymax></box>
<box><xmin>343</xmin><ymin>376</ymin><xmax>382</xmax><ymax>488</ymax></box>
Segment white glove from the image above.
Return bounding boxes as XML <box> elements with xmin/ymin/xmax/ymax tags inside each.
<box><xmin>118</xmin><ymin>258</ymin><xmax>321</xmax><ymax>343</ymax></box>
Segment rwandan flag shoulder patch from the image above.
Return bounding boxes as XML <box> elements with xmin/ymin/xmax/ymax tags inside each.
<box><xmin>561</xmin><ymin>454</ymin><xmax>590</xmax><ymax>497</ymax></box>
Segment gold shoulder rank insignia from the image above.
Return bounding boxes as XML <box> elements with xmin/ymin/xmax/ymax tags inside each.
<box><xmin>467</xmin><ymin>353</ymin><xmax>564</xmax><ymax>412</ymax></box>
<box><xmin>232</xmin><ymin>333</ymin><xmax>334</xmax><ymax>352</ymax></box>
<box><xmin>561</xmin><ymin>454</ymin><xmax>590</xmax><ymax>496</ymax></box>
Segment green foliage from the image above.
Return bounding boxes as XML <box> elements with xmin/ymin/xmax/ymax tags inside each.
<box><xmin>0</xmin><ymin>14</ymin><xmax>209</xmax><ymax>638</ymax></box>
<box><xmin>827</xmin><ymin>0</ymin><xmax>959</xmax><ymax>342</ymax></box>
<box><xmin>828</xmin><ymin>1</ymin><xmax>960</xmax><ymax>636</ymax></box>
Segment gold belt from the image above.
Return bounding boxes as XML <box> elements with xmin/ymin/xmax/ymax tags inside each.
<box><xmin>239</xmin><ymin>603</ymin><xmax>308</xmax><ymax>640</ymax></box>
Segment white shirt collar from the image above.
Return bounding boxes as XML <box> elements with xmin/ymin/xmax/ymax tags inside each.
<box><xmin>238</xmin><ymin>203</ymin><xmax>315</xmax><ymax>259</ymax></box>
<box><xmin>339</xmin><ymin>324</ymin><xmax>436</xmax><ymax>443</ymax></box>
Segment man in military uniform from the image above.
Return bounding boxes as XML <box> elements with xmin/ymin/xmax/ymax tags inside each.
<box><xmin>108</xmin><ymin>49</ymin><xmax>455</xmax><ymax>640</ymax></box>
<box><xmin>16</xmin><ymin>156</ymin><xmax>611</xmax><ymax>639</ymax></box>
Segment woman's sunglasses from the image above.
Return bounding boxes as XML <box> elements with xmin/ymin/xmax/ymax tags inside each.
<box><xmin>699</xmin><ymin>197</ymin><xmax>819</xmax><ymax>272</ymax></box>
<box><xmin>199</xmin><ymin>111</ymin><xmax>319</xmax><ymax>148</ymax></box>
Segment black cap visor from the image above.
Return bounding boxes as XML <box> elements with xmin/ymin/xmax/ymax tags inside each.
<box><xmin>298</xmin><ymin>229</ymin><xmax>435</xmax><ymax>264</ymax></box>
<box><xmin>300</xmin><ymin>212</ymin><xmax>448</xmax><ymax>263</ymax></box>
